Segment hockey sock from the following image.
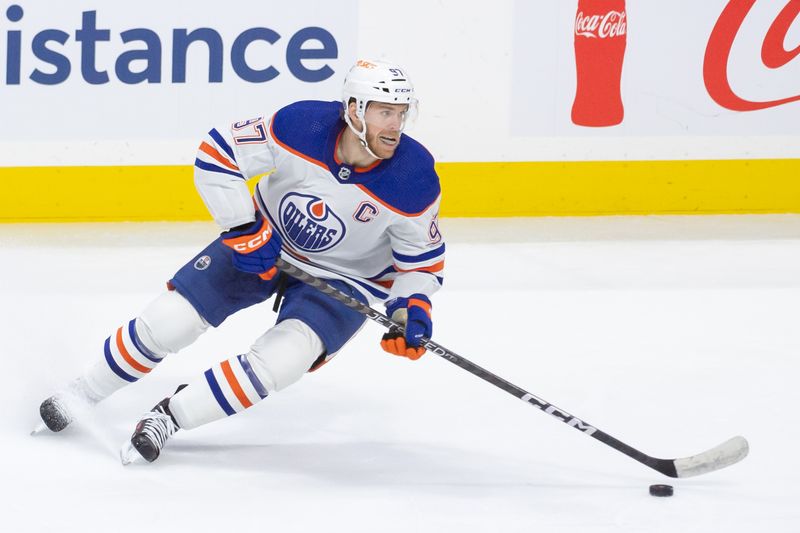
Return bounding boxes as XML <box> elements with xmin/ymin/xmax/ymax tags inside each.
<box><xmin>167</xmin><ymin>319</ymin><xmax>324</xmax><ymax>429</ymax></box>
<box><xmin>82</xmin><ymin>318</ymin><xmax>166</xmax><ymax>399</ymax></box>
<box><xmin>82</xmin><ymin>291</ymin><xmax>209</xmax><ymax>401</ymax></box>
<box><xmin>167</xmin><ymin>353</ymin><xmax>270</xmax><ymax>429</ymax></box>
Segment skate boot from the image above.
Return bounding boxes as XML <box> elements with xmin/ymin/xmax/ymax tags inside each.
<box><xmin>120</xmin><ymin>385</ymin><xmax>185</xmax><ymax>464</ymax></box>
<box><xmin>34</xmin><ymin>379</ymin><xmax>101</xmax><ymax>435</ymax></box>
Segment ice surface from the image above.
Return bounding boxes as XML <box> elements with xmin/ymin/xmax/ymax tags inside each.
<box><xmin>2</xmin><ymin>215</ymin><xmax>799</xmax><ymax>533</ymax></box>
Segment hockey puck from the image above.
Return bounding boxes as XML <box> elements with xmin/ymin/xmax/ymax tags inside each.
<box><xmin>649</xmin><ymin>484</ymin><xmax>674</xmax><ymax>497</ymax></box>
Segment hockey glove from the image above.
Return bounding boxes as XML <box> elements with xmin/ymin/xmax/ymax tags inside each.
<box><xmin>380</xmin><ymin>294</ymin><xmax>432</xmax><ymax>360</ymax></box>
<box><xmin>222</xmin><ymin>213</ymin><xmax>282</xmax><ymax>280</ymax></box>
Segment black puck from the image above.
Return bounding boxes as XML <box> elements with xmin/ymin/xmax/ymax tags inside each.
<box><xmin>649</xmin><ymin>484</ymin><xmax>674</xmax><ymax>497</ymax></box>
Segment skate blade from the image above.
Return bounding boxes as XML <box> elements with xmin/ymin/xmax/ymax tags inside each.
<box><xmin>30</xmin><ymin>422</ymin><xmax>49</xmax><ymax>436</ymax></box>
<box><xmin>119</xmin><ymin>440</ymin><xmax>143</xmax><ymax>466</ymax></box>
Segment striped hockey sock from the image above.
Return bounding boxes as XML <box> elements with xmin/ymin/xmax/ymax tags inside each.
<box><xmin>103</xmin><ymin>319</ymin><xmax>164</xmax><ymax>383</ymax></box>
<box><xmin>167</xmin><ymin>354</ymin><xmax>270</xmax><ymax>430</ymax></box>
<box><xmin>80</xmin><ymin>319</ymin><xmax>166</xmax><ymax>400</ymax></box>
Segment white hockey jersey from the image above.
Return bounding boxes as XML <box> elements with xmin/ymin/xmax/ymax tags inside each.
<box><xmin>193</xmin><ymin>100</ymin><xmax>444</xmax><ymax>303</ymax></box>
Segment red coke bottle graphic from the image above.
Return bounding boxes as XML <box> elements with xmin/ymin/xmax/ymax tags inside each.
<box><xmin>571</xmin><ymin>0</ymin><xmax>627</xmax><ymax>127</ymax></box>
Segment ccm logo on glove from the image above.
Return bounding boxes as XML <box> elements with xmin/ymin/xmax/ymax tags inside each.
<box><xmin>227</xmin><ymin>226</ymin><xmax>273</xmax><ymax>252</ymax></box>
<box><xmin>222</xmin><ymin>213</ymin><xmax>283</xmax><ymax>280</ymax></box>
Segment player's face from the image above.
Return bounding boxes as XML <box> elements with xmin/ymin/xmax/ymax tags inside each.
<box><xmin>362</xmin><ymin>102</ymin><xmax>408</xmax><ymax>159</ymax></box>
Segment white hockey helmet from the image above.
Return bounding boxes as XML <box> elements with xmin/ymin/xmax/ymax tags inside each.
<box><xmin>341</xmin><ymin>59</ymin><xmax>418</xmax><ymax>158</ymax></box>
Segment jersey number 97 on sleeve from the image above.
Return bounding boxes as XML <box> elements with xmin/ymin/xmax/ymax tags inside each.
<box><xmin>232</xmin><ymin>117</ymin><xmax>268</xmax><ymax>145</ymax></box>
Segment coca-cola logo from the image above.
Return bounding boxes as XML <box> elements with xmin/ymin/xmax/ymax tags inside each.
<box><xmin>575</xmin><ymin>11</ymin><xmax>627</xmax><ymax>38</ymax></box>
<box><xmin>704</xmin><ymin>0</ymin><xmax>800</xmax><ymax>111</ymax></box>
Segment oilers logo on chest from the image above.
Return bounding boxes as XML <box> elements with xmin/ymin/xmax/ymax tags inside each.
<box><xmin>279</xmin><ymin>193</ymin><xmax>346</xmax><ymax>252</ymax></box>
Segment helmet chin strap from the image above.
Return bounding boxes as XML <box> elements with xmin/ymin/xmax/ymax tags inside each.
<box><xmin>344</xmin><ymin>108</ymin><xmax>383</xmax><ymax>161</ymax></box>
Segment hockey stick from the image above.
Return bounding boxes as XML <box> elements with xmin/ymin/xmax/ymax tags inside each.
<box><xmin>275</xmin><ymin>258</ymin><xmax>749</xmax><ymax>478</ymax></box>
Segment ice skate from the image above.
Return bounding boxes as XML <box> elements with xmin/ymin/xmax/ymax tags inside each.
<box><xmin>32</xmin><ymin>379</ymin><xmax>100</xmax><ymax>435</ymax></box>
<box><xmin>120</xmin><ymin>393</ymin><xmax>181</xmax><ymax>465</ymax></box>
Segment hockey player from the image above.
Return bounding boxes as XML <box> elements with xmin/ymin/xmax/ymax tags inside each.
<box><xmin>36</xmin><ymin>59</ymin><xmax>445</xmax><ymax>463</ymax></box>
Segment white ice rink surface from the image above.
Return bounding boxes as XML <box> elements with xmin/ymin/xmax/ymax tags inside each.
<box><xmin>2</xmin><ymin>215</ymin><xmax>799</xmax><ymax>533</ymax></box>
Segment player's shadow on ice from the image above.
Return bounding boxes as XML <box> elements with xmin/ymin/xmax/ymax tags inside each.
<box><xmin>155</xmin><ymin>440</ymin><xmax>581</xmax><ymax>488</ymax></box>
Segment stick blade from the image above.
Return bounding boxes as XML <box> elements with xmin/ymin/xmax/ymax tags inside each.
<box><xmin>673</xmin><ymin>436</ymin><xmax>749</xmax><ymax>478</ymax></box>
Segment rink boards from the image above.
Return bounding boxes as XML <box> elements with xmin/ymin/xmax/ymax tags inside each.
<box><xmin>0</xmin><ymin>159</ymin><xmax>798</xmax><ymax>222</ymax></box>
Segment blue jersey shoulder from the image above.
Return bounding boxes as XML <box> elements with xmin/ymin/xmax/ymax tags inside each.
<box><xmin>270</xmin><ymin>100</ymin><xmax>342</xmax><ymax>162</ymax></box>
<box><xmin>360</xmin><ymin>135</ymin><xmax>440</xmax><ymax>216</ymax></box>
<box><xmin>271</xmin><ymin>99</ymin><xmax>440</xmax><ymax>215</ymax></box>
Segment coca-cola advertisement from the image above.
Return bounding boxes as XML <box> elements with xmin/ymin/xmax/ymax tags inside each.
<box><xmin>512</xmin><ymin>0</ymin><xmax>800</xmax><ymax>137</ymax></box>
<box><xmin>572</xmin><ymin>0</ymin><xmax>627</xmax><ymax>127</ymax></box>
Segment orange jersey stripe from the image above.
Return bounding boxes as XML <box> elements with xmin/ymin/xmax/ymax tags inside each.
<box><xmin>199</xmin><ymin>141</ymin><xmax>239</xmax><ymax>171</ymax></box>
<box><xmin>269</xmin><ymin>113</ymin><xmax>330</xmax><ymax>171</ymax></box>
<box><xmin>395</xmin><ymin>260</ymin><xmax>444</xmax><ymax>274</ymax></box>
<box><xmin>281</xmin><ymin>245</ymin><xmax>311</xmax><ymax>263</ymax></box>
<box><xmin>115</xmin><ymin>328</ymin><xmax>151</xmax><ymax>374</ymax></box>
<box><xmin>355</xmin><ymin>159</ymin><xmax>382</xmax><ymax>173</ymax></box>
<box><xmin>332</xmin><ymin>128</ymin><xmax>345</xmax><ymax>165</ymax></box>
<box><xmin>221</xmin><ymin>360</ymin><xmax>253</xmax><ymax>409</ymax></box>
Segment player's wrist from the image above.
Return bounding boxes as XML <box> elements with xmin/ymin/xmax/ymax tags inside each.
<box><xmin>227</xmin><ymin>222</ymin><xmax>255</xmax><ymax>233</ymax></box>
<box><xmin>224</xmin><ymin>213</ymin><xmax>261</xmax><ymax>235</ymax></box>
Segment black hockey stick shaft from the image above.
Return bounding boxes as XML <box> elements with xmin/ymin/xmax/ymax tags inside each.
<box><xmin>275</xmin><ymin>258</ymin><xmax>680</xmax><ymax>477</ymax></box>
